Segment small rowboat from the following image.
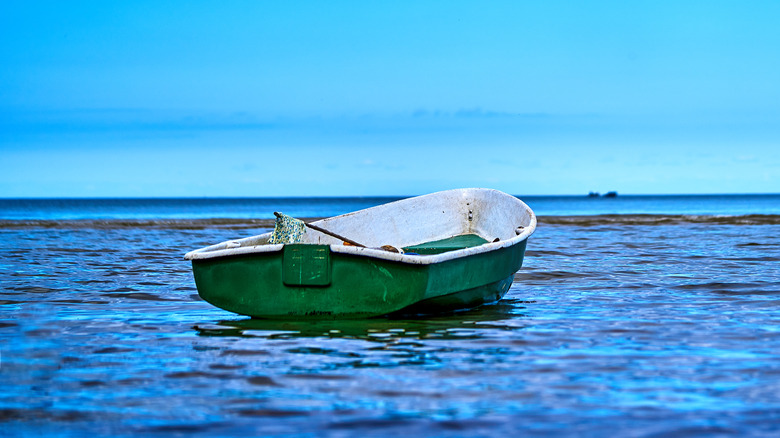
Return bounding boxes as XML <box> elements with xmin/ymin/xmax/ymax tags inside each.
<box><xmin>185</xmin><ymin>188</ymin><xmax>536</xmax><ymax>318</ymax></box>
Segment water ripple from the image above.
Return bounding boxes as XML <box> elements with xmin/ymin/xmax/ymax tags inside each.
<box><xmin>2</xmin><ymin>222</ymin><xmax>780</xmax><ymax>436</ymax></box>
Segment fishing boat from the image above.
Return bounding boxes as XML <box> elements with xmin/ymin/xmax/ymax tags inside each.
<box><xmin>184</xmin><ymin>188</ymin><xmax>536</xmax><ymax>318</ymax></box>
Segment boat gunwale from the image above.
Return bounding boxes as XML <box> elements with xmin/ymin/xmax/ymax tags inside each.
<box><xmin>184</xmin><ymin>188</ymin><xmax>537</xmax><ymax>266</ymax></box>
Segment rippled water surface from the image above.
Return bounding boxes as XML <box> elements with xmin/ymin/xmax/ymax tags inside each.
<box><xmin>2</xmin><ymin>209</ymin><xmax>780</xmax><ymax>436</ymax></box>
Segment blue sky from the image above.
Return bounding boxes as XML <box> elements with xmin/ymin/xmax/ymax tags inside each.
<box><xmin>1</xmin><ymin>1</ymin><xmax>779</xmax><ymax>197</ymax></box>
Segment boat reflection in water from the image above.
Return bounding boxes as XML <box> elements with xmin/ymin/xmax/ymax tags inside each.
<box><xmin>194</xmin><ymin>299</ymin><xmax>531</xmax><ymax>342</ymax></box>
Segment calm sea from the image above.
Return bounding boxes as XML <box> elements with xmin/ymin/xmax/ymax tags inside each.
<box><xmin>2</xmin><ymin>194</ymin><xmax>780</xmax><ymax>437</ymax></box>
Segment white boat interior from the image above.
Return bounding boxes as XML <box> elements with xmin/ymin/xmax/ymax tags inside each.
<box><xmin>185</xmin><ymin>188</ymin><xmax>536</xmax><ymax>265</ymax></box>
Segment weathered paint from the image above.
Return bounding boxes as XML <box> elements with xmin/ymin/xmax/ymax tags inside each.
<box><xmin>186</xmin><ymin>188</ymin><xmax>536</xmax><ymax>318</ymax></box>
<box><xmin>282</xmin><ymin>244</ymin><xmax>331</xmax><ymax>286</ymax></box>
<box><xmin>191</xmin><ymin>239</ymin><xmax>526</xmax><ymax>318</ymax></box>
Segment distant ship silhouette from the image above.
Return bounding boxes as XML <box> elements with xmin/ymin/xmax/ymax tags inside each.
<box><xmin>587</xmin><ymin>191</ymin><xmax>618</xmax><ymax>198</ymax></box>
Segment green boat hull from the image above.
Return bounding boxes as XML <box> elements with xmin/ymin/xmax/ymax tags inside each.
<box><xmin>191</xmin><ymin>239</ymin><xmax>527</xmax><ymax>319</ymax></box>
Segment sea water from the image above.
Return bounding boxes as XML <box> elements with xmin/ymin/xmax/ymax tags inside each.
<box><xmin>2</xmin><ymin>194</ymin><xmax>779</xmax><ymax>220</ymax></box>
<box><xmin>1</xmin><ymin>195</ymin><xmax>780</xmax><ymax>436</ymax></box>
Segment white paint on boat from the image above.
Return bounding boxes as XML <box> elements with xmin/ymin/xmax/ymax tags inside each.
<box><xmin>184</xmin><ymin>188</ymin><xmax>536</xmax><ymax>265</ymax></box>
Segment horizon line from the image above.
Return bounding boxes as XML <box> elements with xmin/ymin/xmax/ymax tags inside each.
<box><xmin>1</xmin><ymin>192</ymin><xmax>779</xmax><ymax>200</ymax></box>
